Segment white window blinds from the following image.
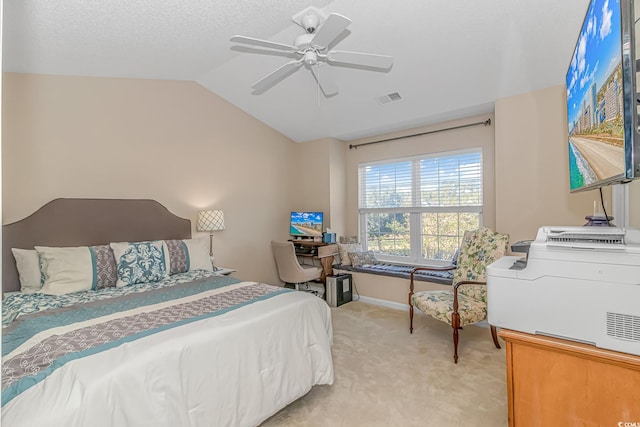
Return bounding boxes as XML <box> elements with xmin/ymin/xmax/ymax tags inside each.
<box><xmin>359</xmin><ymin>160</ymin><xmax>413</xmax><ymax>209</ymax></box>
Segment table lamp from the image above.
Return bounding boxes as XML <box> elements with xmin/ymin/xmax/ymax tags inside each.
<box><xmin>197</xmin><ymin>210</ymin><xmax>225</xmax><ymax>258</ymax></box>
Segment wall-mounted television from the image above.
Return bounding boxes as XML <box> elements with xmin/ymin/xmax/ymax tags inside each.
<box><xmin>565</xmin><ymin>0</ymin><xmax>640</xmax><ymax>192</ymax></box>
<box><xmin>290</xmin><ymin>212</ymin><xmax>323</xmax><ymax>237</ymax></box>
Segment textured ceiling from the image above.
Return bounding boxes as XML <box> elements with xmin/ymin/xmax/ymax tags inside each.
<box><xmin>3</xmin><ymin>0</ymin><xmax>589</xmax><ymax>142</ymax></box>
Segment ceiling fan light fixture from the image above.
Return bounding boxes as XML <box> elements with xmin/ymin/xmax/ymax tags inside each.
<box><xmin>304</xmin><ymin>50</ymin><xmax>318</xmax><ymax>66</ymax></box>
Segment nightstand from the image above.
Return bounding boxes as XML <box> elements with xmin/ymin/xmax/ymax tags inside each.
<box><xmin>213</xmin><ymin>267</ymin><xmax>236</xmax><ymax>276</ymax></box>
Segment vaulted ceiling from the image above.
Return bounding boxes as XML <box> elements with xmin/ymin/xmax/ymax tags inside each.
<box><xmin>3</xmin><ymin>0</ymin><xmax>589</xmax><ymax>142</ymax></box>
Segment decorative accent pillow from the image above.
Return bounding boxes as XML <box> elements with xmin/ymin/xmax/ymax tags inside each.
<box><xmin>110</xmin><ymin>241</ymin><xmax>168</xmax><ymax>288</ymax></box>
<box><xmin>164</xmin><ymin>237</ymin><xmax>213</xmax><ymax>275</ymax></box>
<box><xmin>11</xmin><ymin>248</ymin><xmax>42</xmax><ymax>293</ymax></box>
<box><xmin>337</xmin><ymin>242</ymin><xmax>362</xmax><ymax>266</ymax></box>
<box><xmin>165</xmin><ymin>239</ymin><xmax>189</xmax><ymax>274</ymax></box>
<box><xmin>35</xmin><ymin>246</ymin><xmax>97</xmax><ymax>295</ymax></box>
<box><xmin>91</xmin><ymin>244</ymin><xmax>117</xmax><ymax>289</ymax></box>
<box><xmin>348</xmin><ymin>250</ymin><xmax>378</xmax><ymax>267</ymax></box>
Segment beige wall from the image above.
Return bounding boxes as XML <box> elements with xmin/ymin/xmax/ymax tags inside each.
<box><xmin>328</xmin><ymin>139</ymin><xmax>347</xmax><ymax>237</ymax></box>
<box><xmin>494</xmin><ymin>85</ymin><xmax>605</xmax><ymax>244</ymax></box>
<box><xmin>290</xmin><ymin>139</ymin><xmax>331</xmax><ymax>225</ymax></box>
<box><xmin>2</xmin><ymin>73</ymin><xmax>300</xmax><ymax>285</ymax></box>
<box><xmin>289</xmin><ymin>137</ymin><xmax>347</xmax><ymax>237</ymax></box>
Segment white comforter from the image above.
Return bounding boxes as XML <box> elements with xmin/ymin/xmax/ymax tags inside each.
<box><xmin>2</xmin><ymin>282</ymin><xmax>334</xmax><ymax>427</ymax></box>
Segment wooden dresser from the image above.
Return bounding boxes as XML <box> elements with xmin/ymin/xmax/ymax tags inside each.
<box><xmin>499</xmin><ymin>329</ymin><xmax>640</xmax><ymax>427</ymax></box>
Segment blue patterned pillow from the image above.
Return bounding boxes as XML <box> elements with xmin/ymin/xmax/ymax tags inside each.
<box><xmin>110</xmin><ymin>241</ymin><xmax>168</xmax><ymax>288</ymax></box>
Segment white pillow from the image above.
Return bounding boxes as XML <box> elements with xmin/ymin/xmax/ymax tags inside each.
<box><xmin>110</xmin><ymin>241</ymin><xmax>169</xmax><ymax>288</ymax></box>
<box><xmin>11</xmin><ymin>248</ymin><xmax>42</xmax><ymax>293</ymax></box>
<box><xmin>183</xmin><ymin>237</ymin><xmax>213</xmax><ymax>271</ymax></box>
<box><xmin>35</xmin><ymin>246</ymin><xmax>95</xmax><ymax>295</ymax></box>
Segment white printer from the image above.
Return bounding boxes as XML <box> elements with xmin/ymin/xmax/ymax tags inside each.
<box><xmin>487</xmin><ymin>226</ymin><xmax>640</xmax><ymax>356</ymax></box>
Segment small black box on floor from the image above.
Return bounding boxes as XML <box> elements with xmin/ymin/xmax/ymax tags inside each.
<box><xmin>325</xmin><ymin>274</ymin><xmax>352</xmax><ymax>307</ymax></box>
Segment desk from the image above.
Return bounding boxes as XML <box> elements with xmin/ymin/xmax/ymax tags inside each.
<box><xmin>291</xmin><ymin>240</ymin><xmax>338</xmax><ymax>283</ymax></box>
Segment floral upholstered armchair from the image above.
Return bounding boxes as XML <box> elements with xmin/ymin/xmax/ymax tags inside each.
<box><xmin>408</xmin><ymin>227</ymin><xmax>509</xmax><ymax>363</ymax></box>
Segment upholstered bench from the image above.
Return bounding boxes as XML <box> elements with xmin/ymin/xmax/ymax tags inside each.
<box><xmin>334</xmin><ymin>263</ymin><xmax>453</xmax><ymax>285</ymax></box>
<box><xmin>333</xmin><ymin>262</ymin><xmax>454</xmax><ymax>307</ymax></box>
<box><xmin>332</xmin><ymin>243</ymin><xmax>458</xmax><ymax>305</ymax></box>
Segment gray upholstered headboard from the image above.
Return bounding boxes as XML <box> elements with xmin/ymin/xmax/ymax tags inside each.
<box><xmin>2</xmin><ymin>198</ymin><xmax>192</xmax><ymax>294</ymax></box>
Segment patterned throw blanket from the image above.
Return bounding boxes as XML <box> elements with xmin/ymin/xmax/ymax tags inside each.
<box><xmin>2</xmin><ymin>275</ymin><xmax>291</xmax><ymax>406</ymax></box>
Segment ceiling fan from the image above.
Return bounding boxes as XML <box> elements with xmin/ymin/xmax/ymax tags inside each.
<box><xmin>230</xmin><ymin>6</ymin><xmax>393</xmax><ymax>97</ymax></box>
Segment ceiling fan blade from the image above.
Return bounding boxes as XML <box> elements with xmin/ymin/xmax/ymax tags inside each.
<box><xmin>327</xmin><ymin>50</ymin><xmax>393</xmax><ymax>69</ymax></box>
<box><xmin>230</xmin><ymin>35</ymin><xmax>297</xmax><ymax>52</ymax></box>
<box><xmin>311</xmin><ymin>65</ymin><xmax>339</xmax><ymax>97</ymax></box>
<box><xmin>251</xmin><ymin>60</ymin><xmax>303</xmax><ymax>92</ymax></box>
<box><xmin>310</xmin><ymin>13</ymin><xmax>351</xmax><ymax>49</ymax></box>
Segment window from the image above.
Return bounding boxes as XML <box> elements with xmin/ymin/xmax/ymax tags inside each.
<box><xmin>358</xmin><ymin>149</ymin><xmax>482</xmax><ymax>264</ymax></box>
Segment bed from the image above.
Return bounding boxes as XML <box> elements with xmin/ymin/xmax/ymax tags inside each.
<box><xmin>1</xmin><ymin>198</ymin><xmax>334</xmax><ymax>427</ymax></box>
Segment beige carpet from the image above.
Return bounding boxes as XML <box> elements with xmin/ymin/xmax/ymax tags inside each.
<box><xmin>261</xmin><ymin>301</ymin><xmax>508</xmax><ymax>427</ymax></box>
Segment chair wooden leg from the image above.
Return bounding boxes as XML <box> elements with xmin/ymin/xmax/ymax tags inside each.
<box><xmin>490</xmin><ymin>325</ymin><xmax>501</xmax><ymax>349</ymax></box>
<box><xmin>409</xmin><ymin>304</ymin><xmax>414</xmax><ymax>334</ymax></box>
<box><xmin>452</xmin><ymin>312</ymin><xmax>461</xmax><ymax>363</ymax></box>
<box><xmin>453</xmin><ymin>326</ymin><xmax>459</xmax><ymax>364</ymax></box>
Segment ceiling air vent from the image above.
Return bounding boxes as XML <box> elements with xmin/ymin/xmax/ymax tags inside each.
<box><xmin>377</xmin><ymin>92</ymin><xmax>403</xmax><ymax>104</ymax></box>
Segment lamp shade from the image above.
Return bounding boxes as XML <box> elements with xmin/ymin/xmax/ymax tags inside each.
<box><xmin>197</xmin><ymin>210</ymin><xmax>225</xmax><ymax>232</ymax></box>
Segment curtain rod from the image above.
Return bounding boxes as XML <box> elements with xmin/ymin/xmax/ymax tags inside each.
<box><xmin>348</xmin><ymin>118</ymin><xmax>492</xmax><ymax>150</ymax></box>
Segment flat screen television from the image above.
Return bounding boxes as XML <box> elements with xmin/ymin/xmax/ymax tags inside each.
<box><xmin>290</xmin><ymin>211</ymin><xmax>323</xmax><ymax>237</ymax></box>
<box><xmin>565</xmin><ymin>0</ymin><xmax>640</xmax><ymax>192</ymax></box>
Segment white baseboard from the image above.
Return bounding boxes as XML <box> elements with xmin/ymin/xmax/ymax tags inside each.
<box><xmin>355</xmin><ymin>295</ymin><xmax>409</xmax><ymax>312</ymax></box>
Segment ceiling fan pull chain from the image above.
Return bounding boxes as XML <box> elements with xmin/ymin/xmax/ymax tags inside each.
<box><xmin>316</xmin><ymin>65</ymin><xmax>320</xmax><ymax>106</ymax></box>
